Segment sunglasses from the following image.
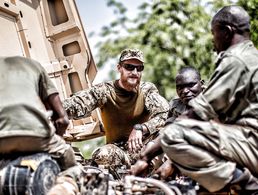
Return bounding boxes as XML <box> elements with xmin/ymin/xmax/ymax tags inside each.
<box><xmin>121</xmin><ymin>63</ymin><xmax>144</xmax><ymax>72</ymax></box>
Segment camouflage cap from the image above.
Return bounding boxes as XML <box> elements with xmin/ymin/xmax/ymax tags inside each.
<box><xmin>119</xmin><ymin>48</ymin><xmax>144</xmax><ymax>63</ymax></box>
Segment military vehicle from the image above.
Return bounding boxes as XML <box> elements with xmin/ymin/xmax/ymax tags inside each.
<box><xmin>0</xmin><ymin>0</ymin><xmax>104</xmax><ymax>142</ymax></box>
<box><xmin>0</xmin><ymin>1</ymin><xmax>241</xmax><ymax>194</ymax></box>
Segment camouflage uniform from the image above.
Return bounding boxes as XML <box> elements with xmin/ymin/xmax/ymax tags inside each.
<box><xmin>91</xmin><ymin>144</ymin><xmax>131</xmax><ymax>168</ymax></box>
<box><xmin>63</xmin><ymin>80</ymin><xmax>169</xmax><ymax>165</ymax></box>
<box><xmin>161</xmin><ymin>40</ymin><xmax>258</xmax><ymax>192</ymax></box>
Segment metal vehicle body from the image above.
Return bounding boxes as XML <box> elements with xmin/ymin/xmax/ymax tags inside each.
<box><xmin>0</xmin><ymin>1</ymin><xmax>181</xmax><ymax>194</ymax></box>
<box><xmin>0</xmin><ymin>0</ymin><xmax>104</xmax><ymax>141</ymax></box>
<box><xmin>0</xmin><ymin>0</ymin><xmax>105</xmax><ymax>194</ymax></box>
<box><xmin>0</xmin><ymin>1</ymin><xmax>239</xmax><ymax>194</ymax></box>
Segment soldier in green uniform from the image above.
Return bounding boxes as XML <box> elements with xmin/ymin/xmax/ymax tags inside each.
<box><xmin>154</xmin><ymin>66</ymin><xmax>204</xmax><ymax>179</ymax></box>
<box><xmin>131</xmin><ymin>5</ymin><xmax>258</xmax><ymax>194</ymax></box>
<box><xmin>166</xmin><ymin>66</ymin><xmax>204</xmax><ymax>125</ymax></box>
<box><xmin>63</xmin><ymin>49</ymin><xmax>169</xmax><ymax>167</ymax></box>
<box><xmin>0</xmin><ymin>56</ymin><xmax>76</xmax><ymax>170</ymax></box>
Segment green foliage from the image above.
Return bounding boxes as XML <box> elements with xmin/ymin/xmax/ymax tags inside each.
<box><xmin>95</xmin><ymin>0</ymin><xmax>257</xmax><ymax>99</ymax></box>
<box><xmin>237</xmin><ymin>0</ymin><xmax>258</xmax><ymax>47</ymax></box>
<box><xmin>72</xmin><ymin>137</ymin><xmax>105</xmax><ymax>159</ymax></box>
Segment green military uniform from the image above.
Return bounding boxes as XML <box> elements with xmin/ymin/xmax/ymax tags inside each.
<box><xmin>63</xmin><ymin>80</ymin><xmax>169</xmax><ymax>164</ymax></box>
<box><xmin>166</xmin><ymin>98</ymin><xmax>187</xmax><ymax>124</ymax></box>
<box><xmin>0</xmin><ymin>56</ymin><xmax>56</xmax><ymax>138</ymax></box>
<box><xmin>153</xmin><ymin>98</ymin><xmax>188</xmax><ymax>168</ymax></box>
<box><xmin>161</xmin><ymin>40</ymin><xmax>258</xmax><ymax>192</ymax></box>
<box><xmin>0</xmin><ymin>56</ymin><xmax>74</xmax><ymax>170</ymax></box>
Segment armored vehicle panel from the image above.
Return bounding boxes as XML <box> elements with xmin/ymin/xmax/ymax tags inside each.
<box><xmin>0</xmin><ymin>0</ymin><xmax>104</xmax><ymax>141</ymax></box>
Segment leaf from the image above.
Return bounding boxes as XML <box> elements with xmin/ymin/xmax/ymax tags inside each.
<box><xmin>96</xmin><ymin>0</ymin><xmax>257</xmax><ymax>99</ymax></box>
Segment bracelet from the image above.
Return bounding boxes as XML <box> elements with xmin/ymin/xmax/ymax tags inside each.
<box><xmin>133</xmin><ymin>124</ymin><xmax>143</xmax><ymax>132</ymax></box>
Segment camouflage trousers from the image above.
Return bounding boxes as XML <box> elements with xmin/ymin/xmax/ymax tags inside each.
<box><xmin>91</xmin><ymin>143</ymin><xmax>140</xmax><ymax>169</ymax></box>
<box><xmin>92</xmin><ymin>132</ymin><xmax>160</xmax><ymax>169</ymax></box>
<box><xmin>92</xmin><ymin>137</ymin><xmax>164</xmax><ymax>174</ymax></box>
<box><xmin>161</xmin><ymin>118</ymin><xmax>258</xmax><ymax>192</ymax></box>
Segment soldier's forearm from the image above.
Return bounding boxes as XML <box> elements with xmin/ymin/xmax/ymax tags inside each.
<box><xmin>143</xmin><ymin>113</ymin><xmax>167</xmax><ymax>134</ymax></box>
<box><xmin>140</xmin><ymin>136</ymin><xmax>163</xmax><ymax>162</ymax></box>
<box><xmin>62</xmin><ymin>98</ymin><xmax>89</xmax><ymax>119</ymax></box>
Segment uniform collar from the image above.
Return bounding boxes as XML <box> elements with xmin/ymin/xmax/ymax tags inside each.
<box><xmin>215</xmin><ymin>40</ymin><xmax>252</xmax><ymax>66</ymax></box>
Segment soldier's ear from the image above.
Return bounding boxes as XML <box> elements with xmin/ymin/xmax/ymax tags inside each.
<box><xmin>224</xmin><ymin>25</ymin><xmax>234</xmax><ymax>40</ymax></box>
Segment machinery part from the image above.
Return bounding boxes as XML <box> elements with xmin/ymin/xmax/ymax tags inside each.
<box><xmin>124</xmin><ymin>175</ymin><xmax>176</xmax><ymax>195</ymax></box>
<box><xmin>1</xmin><ymin>165</ymin><xmax>31</xmax><ymax>195</ymax></box>
<box><xmin>0</xmin><ymin>153</ymin><xmax>60</xmax><ymax>195</ymax></box>
<box><xmin>32</xmin><ymin>159</ymin><xmax>60</xmax><ymax>195</ymax></box>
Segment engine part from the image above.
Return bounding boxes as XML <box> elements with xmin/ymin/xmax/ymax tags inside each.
<box><xmin>0</xmin><ymin>153</ymin><xmax>60</xmax><ymax>195</ymax></box>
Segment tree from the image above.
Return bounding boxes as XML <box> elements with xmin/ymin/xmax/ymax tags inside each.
<box><xmin>95</xmin><ymin>0</ymin><xmax>256</xmax><ymax>99</ymax></box>
<box><xmin>238</xmin><ymin>0</ymin><xmax>258</xmax><ymax>47</ymax></box>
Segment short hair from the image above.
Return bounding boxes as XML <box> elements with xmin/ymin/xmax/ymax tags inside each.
<box><xmin>212</xmin><ymin>5</ymin><xmax>250</xmax><ymax>33</ymax></box>
<box><xmin>178</xmin><ymin>66</ymin><xmax>201</xmax><ymax>80</ymax></box>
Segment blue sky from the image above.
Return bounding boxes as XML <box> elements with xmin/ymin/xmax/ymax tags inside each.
<box><xmin>76</xmin><ymin>0</ymin><xmax>116</xmax><ymax>56</ymax></box>
<box><xmin>76</xmin><ymin>0</ymin><xmax>144</xmax><ymax>57</ymax></box>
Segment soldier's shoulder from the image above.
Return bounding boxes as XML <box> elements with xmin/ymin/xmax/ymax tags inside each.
<box><xmin>3</xmin><ymin>56</ymin><xmax>37</xmax><ymax>64</ymax></box>
<box><xmin>88</xmin><ymin>81</ymin><xmax>115</xmax><ymax>98</ymax></box>
<box><xmin>3</xmin><ymin>56</ymin><xmax>43</xmax><ymax>71</ymax></box>
<box><xmin>139</xmin><ymin>81</ymin><xmax>158</xmax><ymax>92</ymax></box>
<box><xmin>93</xmin><ymin>80</ymin><xmax>114</xmax><ymax>89</ymax></box>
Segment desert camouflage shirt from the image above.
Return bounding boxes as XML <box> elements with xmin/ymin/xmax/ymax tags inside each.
<box><xmin>189</xmin><ymin>40</ymin><xmax>258</xmax><ymax>130</ymax></box>
<box><xmin>63</xmin><ymin>80</ymin><xmax>169</xmax><ymax>137</ymax></box>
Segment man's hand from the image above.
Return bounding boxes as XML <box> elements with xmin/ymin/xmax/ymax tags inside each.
<box><xmin>128</xmin><ymin>128</ymin><xmax>143</xmax><ymax>152</ymax></box>
<box><xmin>55</xmin><ymin>115</ymin><xmax>69</xmax><ymax>136</ymax></box>
<box><xmin>130</xmin><ymin>159</ymin><xmax>149</xmax><ymax>176</ymax></box>
<box><xmin>155</xmin><ymin>159</ymin><xmax>174</xmax><ymax>180</ymax></box>
<box><xmin>45</xmin><ymin>93</ymin><xmax>70</xmax><ymax>137</ymax></box>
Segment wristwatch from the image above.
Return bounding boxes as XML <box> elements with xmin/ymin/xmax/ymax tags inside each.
<box><xmin>133</xmin><ymin>124</ymin><xmax>143</xmax><ymax>132</ymax></box>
